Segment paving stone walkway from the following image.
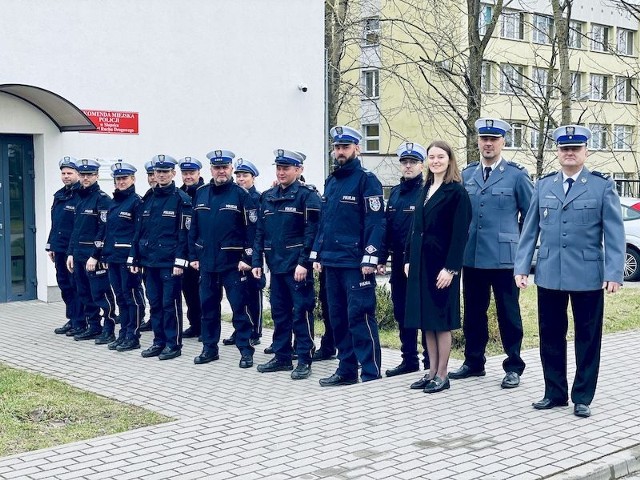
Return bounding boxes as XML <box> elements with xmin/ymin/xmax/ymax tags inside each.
<box><xmin>0</xmin><ymin>301</ymin><xmax>639</xmax><ymax>479</ymax></box>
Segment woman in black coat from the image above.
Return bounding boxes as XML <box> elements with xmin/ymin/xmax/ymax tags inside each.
<box><xmin>404</xmin><ymin>140</ymin><xmax>471</xmax><ymax>393</ymax></box>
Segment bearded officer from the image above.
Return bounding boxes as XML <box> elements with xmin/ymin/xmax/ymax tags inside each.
<box><xmin>311</xmin><ymin>125</ymin><xmax>385</xmax><ymax>386</ymax></box>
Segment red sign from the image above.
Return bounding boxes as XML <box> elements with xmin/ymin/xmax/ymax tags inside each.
<box><xmin>82</xmin><ymin>110</ymin><xmax>139</xmax><ymax>134</ymax></box>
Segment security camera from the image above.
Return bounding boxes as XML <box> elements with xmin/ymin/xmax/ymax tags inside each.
<box><xmin>298</xmin><ymin>84</ymin><xmax>308</xmax><ymax>93</ymax></box>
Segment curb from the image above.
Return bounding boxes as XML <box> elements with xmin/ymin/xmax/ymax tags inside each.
<box><xmin>547</xmin><ymin>445</ymin><xmax>640</xmax><ymax>479</ymax></box>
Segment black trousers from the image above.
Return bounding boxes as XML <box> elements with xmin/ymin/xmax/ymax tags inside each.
<box><xmin>537</xmin><ymin>286</ymin><xmax>604</xmax><ymax>405</ymax></box>
<box><xmin>316</xmin><ymin>269</ymin><xmax>336</xmax><ymax>355</ymax></box>
<box><xmin>390</xmin><ymin>269</ymin><xmax>427</xmax><ymax>367</ymax></box>
<box><xmin>462</xmin><ymin>267</ymin><xmax>525</xmax><ymax>374</ymax></box>
<box><xmin>182</xmin><ymin>266</ymin><xmax>202</xmax><ymax>333</ymax></box>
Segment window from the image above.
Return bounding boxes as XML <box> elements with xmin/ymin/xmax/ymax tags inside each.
<box><xmin>568</xmin><ymin>21</ymin><xmax>583</xmax><ymax>48</ymax></box>
<box><xmin>613</xmin><ymin>125</ymin><xmax>633</xmax><ymax>150</ymax></box>
<box><xmin>363</xmin><ymin>17</ymin><xmax>380</xmax><ymax>46</ymax></box>
<box><xmin>505</xmin><ymin>122</ymin><xmax>524</xmax><ymax>148</ymax></box>
<box><xmin>532</xmin><ymin>15</ymin><xmax>553</xmax><ymax>44</ymax></box>
<box><xmin>478</xmin><ymin>4</ymin><xmax>493</xmax><ymax>36</ymax></box>
<box><xmin>590</xmin><ymin>74</ymin><xmax>609</xmax><ymax>100</ymax></box>
<box><xmin>500</xmin><ymin>9</ymin><xmax>524</xmax><ymax>40</ymax></box>
<box><xmin>570</xmin><ymin>71</ymin><xmax>584</xmax><ymax>99</ymax></box>
<box><xmin>589</xmin><ymin>124</ymin><xmax>608</xmax><ymax>150</ymax></box>
<box><xmin>500</xmin><ymin>64</ymin><xmax>524</xmax><ymax>94</ymax></box>
<box><xmin>362</xmin><ymin>69</ymin><xmax>379</xmax><ymax>98</ymax></box>
<box><xmin>530</xmin><ymin>124</ymin><xmax>553</xmax><ymax>150</ymax></box>
<box><xmin>618</xmin><ymin>28</ymin><xmax>634</xmax><ymax>55</ymax></box>
<box><xmin>362</xmin><ymin>124</ymin><xmax>380</xmax><ymax>152</ymax></box>
<box><xmin>591</xmin><ymin>24</ymin><xmax>609</xmax><ymax>52</ymax></box>
<box><xmin>531</xmin><ymin>67</ymin><xmax>550</xmax><ymax>97</ymax></box>
<box><xmin>615</xmin><ymin>76</ymin><xmax>633</xmax><ymax>102</ymax></box>
<box><xmin>481</xmin><ymin>62</ymin><xmax>492</xmax><ymax>92</ymax></box>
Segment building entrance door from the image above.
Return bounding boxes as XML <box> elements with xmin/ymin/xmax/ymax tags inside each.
<box><xmin>0</xmin><ymin>135</ymin><xmax>36</xmax><ymax>302</ymax></box>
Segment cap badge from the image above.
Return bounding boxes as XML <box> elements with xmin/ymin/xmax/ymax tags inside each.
<box><xmin>566</xmin><ymin>126</ymin><xmax>575</xmax><ymax>135</ymax></box>
<box><xmin>215</xmin><ymin>150</ymin><xmax>222</xmax><ymax>157</ymax></box>
<box><xmin>486</xmin><ymin>120</ymin><xmax>494</xmax><ymax>127</ymax></box>
<box><xmin>158</xmin><ymin>155</ymin><xmax>165</xmax><ymax>161</ymax></box>
<box><xmin>335</xmin><ymin>127</ymin><xmax>343</xmax><ymax>135</ymax></box>
<box><xmin>406</xmin><ymin>142</ymin><xmax>413</xmax><ymax>151</ymax></box>
<box><xmin>82</xmin><ymin>159</ymin><xmax>89</xmax><ymax>166</ymax></box>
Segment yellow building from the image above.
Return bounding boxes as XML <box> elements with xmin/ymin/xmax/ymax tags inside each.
<box><xmin>336</xmin><ymin>0</ymin><xmax>640</xmax><ymax>191</ymax></box>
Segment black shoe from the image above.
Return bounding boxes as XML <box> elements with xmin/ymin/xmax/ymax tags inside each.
<box><xmin>74</xmin><ymin>328</ymin><xmax>102</xmax><ymax>341</ymax></box>
<box><xmin>264</xmin><ymin>344</ymin><xmax>274</xmax><ymax>354</ymax></box>
<box><xmin>107</xmin><ymin>338</ymin><xmax>124</xmax><ymax>350</ymax></box>
<box><xmin>319</xmin><ymin>373</ymin><xmax>358</xmax><ymax>387</ymax></box>
<box><xmin>410</xmin><ymin>373</ymin><xmax>434</xmax><ymax>390</ymax></box>
<box><xmin>141</xmin><ymin>344</ymin><xmax>164</xmax><ymax>358</ymax></box>
<box><xmin>239</xmin><ymin>354</ymin><xmax>253</xmax><ymax>368</ymax></box>
<box><xmin>424</xmin><ymin>375</ymin><xmax>450</xmax><ymax>393</ymax></box>
<box><xmin>312</xmin><ymin>349</ymin><xmax>336</xmax><ymax>361</ymax></box>
<box><xmin>95</xmin><ymin>332</ymin><xmax>116</xmax><ymax>345</ymax></box>
<box><xmin>257</xmin><ymin>357</ymin><xmax>293</xmax><ymax>373</ymax></box>
<box><xmin>291</xmin><ymin>363</ymin><xmax>312</xmax><ymax>380</ymax></box>
<box><xmin>250</xmin><ymin>337</ymin><xmax>261</xmax><ymax>346</ymax></box>
<box><xmin>385</xmin><ymin>361</ymin><xmax>420</xmax><ymax>378</ymax></box>
<box><xmin>182</xmin><ymin>326</ymin><xmax>201</xmax><ymax>338</ymax></box>
<box><xmin>194</xmin><ymin>350</ymin><xmax>219</xmax><ymax>364</ymax></box>
<box><xmin>222</xmin><ymin>333</ymin><xmax>236</xmax><ymax>346</ymax></box>
<box><xmin>139</xmin><ymin>320</ymin><xmax>152</xmax><ymax>332</ymax></box>
<box><xmin>116</xmin><ymin>339</ymin><xmax>141</xmax><ymax>352</ymax></box>
<box><xmin>574</xmin><ymin>403</ymin><xmax>591</xmax><ymax>418</ymax></box>
<box><xmin>66</xmin><ymin>327</ymin><xmax>85</xmax><ymax>337</ymax></box>
<box><xmin>501</xmin><ymin>372</ymin><xmax>520</xmax><ymax>389</ymax></box>
<box><xmin>54</xmin><ymin>321</ymin><xmax>72</xmax><ymax>335</ymax></box>
<box><xmin>532</xmin><ymin>398</ymin><xmax>569</xmax><ymax>410</ymax></box>
<box><xmin>448</xmin><ymin>365</ymin><xmax>486</xmax><ymax>379</ymax></box>
<box><xmin>158</xmin><ymin>347</ymin><xmax>181</xmax><ymax>360</ymax></box>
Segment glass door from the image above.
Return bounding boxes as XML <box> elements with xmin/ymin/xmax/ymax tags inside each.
<box><xmin>0</xmin><ymin>135</ymin><xmax>36</xmax><ymax>302</ymax></box>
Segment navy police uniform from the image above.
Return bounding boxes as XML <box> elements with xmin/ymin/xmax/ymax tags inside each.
<box><xmin>66</xmin><ymin>159</ymin><xmax>117</xmax><ymax>342</ymax></box>
<box><xmin>47</xmin><ymin>157</ymin><xmax>83</xmax><ymax>334</ymax></box>
<box><xmin>311</xmin><ymin>126</ymin><xmax>384</xmax><ymax>383</ymax></box>
<box><xmin>179</xmin><ymin>157</ymin><xmax>205</xmax><ymax>338</ymax></box>
<box><xmin>189</xmin><ymin>150</ymin><xmax>257</xmax><ymax>366</ymax></box>
<box><xmin>456</xmin><ymin>118</ymin><xmax>533</xmax><ymax>382</ymax></box>
<box><xmin>103</xmin><ymin>162</ymin><xmax>145</xmax><ymax>350</ymax></box>
<box><xmin>379</xmin><ymin>142</ymin><xmax>428</xmax><ymax>375</ymax></box>
<box><xmin>514</xmin><ymin>125</ymin><xmax>625</xmax><ymax>412</ymax></box>
<box><xmin>128</xmin><ymin>155</ymin><xmax>192</xmax><ymax>359</ymax></box>
<box><xmin>253</xmin><ymin>150</ymin><xmax>321</xmax><ymax>373</ymax></box>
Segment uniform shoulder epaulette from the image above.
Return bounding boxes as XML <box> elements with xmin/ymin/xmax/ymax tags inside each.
<box><xmin>301</xmin><ymin>183</ymin><xmax>317</xmax><ymax>191</ymax></box>
<box><xmin>538</xmin><ymin>171</ymin><xmax>557</xmax><ymax>180</ymax></box>
<box><xmin>590</xmin><ymin>170</ymin><xmax>611</xmax><ymax>180</ymax></box>
<box><xmin>507</xmin><ymin>161</ymin><xmax>526</xmax><ymax>170</ymax></box>
<box><xmin>462</xmin><ymin>161</ymin><xmax>479</xmax><ymax>170</ymax></box>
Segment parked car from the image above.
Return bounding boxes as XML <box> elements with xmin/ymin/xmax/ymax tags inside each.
<box><xmin>530</xmin><ymin>197</ymin><xmax>640</xmax><ymax>282</ymax></box>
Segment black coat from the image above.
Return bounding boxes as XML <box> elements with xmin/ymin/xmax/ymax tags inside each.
<box><xmin>405</xmin><ymin>181</ymin><xmax>471</xmax><ymax>332</ymax></box>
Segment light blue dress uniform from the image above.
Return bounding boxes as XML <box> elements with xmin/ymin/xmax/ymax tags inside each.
<box><xmin>514</xmin><ymin>124</ymin><xmax>625</xmax><ymax>408</ymax></box>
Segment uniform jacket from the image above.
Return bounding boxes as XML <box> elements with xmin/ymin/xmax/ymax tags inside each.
<box><xmin>46</xmin><ymin>181</ymin><xmax>81</xmax><ymax>253</ymax></box>
<box><xmin>405</xmin><ymin>181</ymin><xmax>471</xmax><ymax>330</ymax></box>
<box><xmin>128</xmin><ymin>181</ymin><xmax>192</xmax><ymax>269</ymax></box>
<box><xmin>462</xmin><ymin>160</ymin><xmax>533</xmax><ymax>269</ymax></box>
<box><xmin>180</xmin><ymin>177</ymin><xmax>205</xmax><ymax>200</ymax></box>
<box><xmin>514</xmin><ymin>167</ymin><xmax>625</xmax><ymax>291</ymax></box>
<box><xmin>102</xmin><ymin>185</ymin><xmax>142</xmax><ymax>264</ymax></box>
<box><xmin>66</xmin><ymin>182</ymin><xmax>112</xmax><ymax>262</ymax></box>
<box><xmin>379</xmin><ymin>174</ymin><xmax>422</xmax><ymax>280</ymax></box>
<box><xmin>188</xmin><ymin>179</ymin><xmax>257</xmax><ymax>273</ymax></box>
<box><xmin>310</xmin><ymin>158</ymin><xmax>385</xmax><ymax>268</ymax></box>
<box><xmin>252</xmin><ymin>180</ymin><xmax>322</xmax><ymax>274</ymax></box>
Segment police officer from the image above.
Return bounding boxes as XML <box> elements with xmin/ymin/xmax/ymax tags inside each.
<box><xmin>223</xmin><ymin>159</ymin><xmax>264</xmax><ymax>347</ymax></box>
<box><xmin>103</xmin><ymin>162</ymin><xmax>145</xmax><ymax>352</ymax></box>
<box><xmin>178</xmin><ymin>157</ymin><xmax>205</xmax><ymax>339</ymax></box>
<box><xmin>378</xmin><ymin>142</ymin><xmax>429</xmax><ymax>378</ymax></box>
<box><xmin>253</xmin><ymin>149</ymin><xmax>321</xmax><ymax>380</ymax></box>
<box><xmin>514</xmin><ymin>125</ymin><xmax>625</xmax><ymax>418</ymax></box>
<box><xmin>189</xmin><ymin>150</ymin><xmax>257</xmax><ymax>369</ymax></box>
<box><xmin>66</xmin><ymin>159</ymin><xmax>117</xmax><ymax>344</ymax></box>
<box><xmin>48</xmin><ymin>157</ymin><xmax>83</xmax><ymax>336</ymax></box>
<box><xmin>311</xmin><ymin>125</ymin><xmax>385</xmax><ymax>386</ymax></box>
<box><xmin>450</xmin><ymin>118</ymin><xmax>533</xmax><ymax>389</ymax></box>
<box><xmin>138</xmin><ymin>160</ymin><xmax>156</xmax><ymax>332</ymax></box>
<box><xmin>128</xmin><ymin>155</ymin><xmax>192</xmax><ymax>360</ymax></box>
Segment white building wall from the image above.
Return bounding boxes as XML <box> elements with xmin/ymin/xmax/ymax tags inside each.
<box><xmin>0</xmin><ymin>0</ymin><xmax>325</xmax><ymax>301</ymax></box>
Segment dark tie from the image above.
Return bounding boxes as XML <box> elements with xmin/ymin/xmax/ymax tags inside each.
<box><xmin>565</xmin><ymin>178</ymin><xmax>574</xmax><ymax>196</ymax></box>
<box><xmin>483</xmin><ymin>166</ymin><xmax>492</xmax><ymax>182</ymax></box>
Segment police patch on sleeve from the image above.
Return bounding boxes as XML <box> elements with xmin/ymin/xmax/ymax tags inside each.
<box><xmin>248</xmin><ymin>209</ymin><xmax>258</xmax><ymax>223</ymax></box>
<box><xmin>368</xmin><ymin>196</ymin><xmax>382</xmax><ymax>212</ymax></box>
<box><xmin>99</xmin><ymin>210</ymin><xmax>107</xmax><ymax>223</ymax></box>
<box><xmin>183</xmin><ymin>215</ymin><xmax>191</xmax><ymax>230</ymax></box>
